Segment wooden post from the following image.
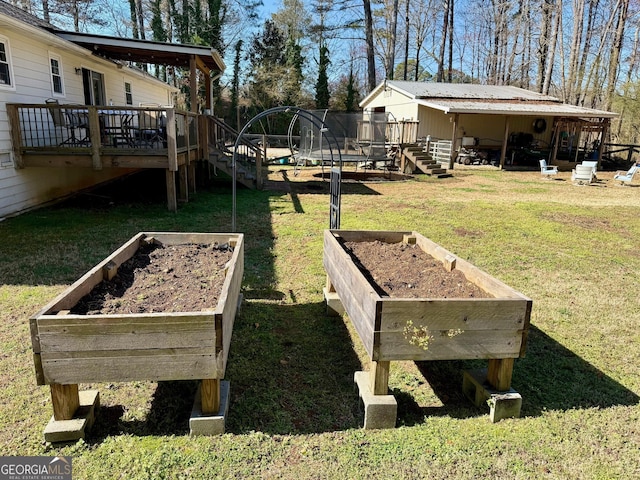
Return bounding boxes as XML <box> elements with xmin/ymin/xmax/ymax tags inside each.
<box><xmin>50</xmin><ymin>383</ymin><xmax>80</xmax><ymax>420</ymax></box>
<box><xmin>256</xmin><ymin>146</ymin><xmax>263</xmax><ymax>190</ymax></box>
<box><xmin>549</xmin><ymin>120</ymin><xmax>558</xmax><ymax>165</ymax></box>
<box><xmin>597</xmin><ymin>118</ymin><xmax>607</xmax><ymax>166</ymax></box>
<box><xmin>487</xmin><ymin>358</ymin><xmax>514</xmax><ymax>391</ymax></box>
<box><xmin>165</xmin><ymin>169</ymin><xmax>177</xmax><ymax>212</ymax></box>
<box><xmin>369</xmin><ymin>360</ymin><xmax>390</xmax><ymax>395</ymax></box>
<box><xmin>500</xmin><ymin>116</ymin><xmax>510</xmax><ymax>169</ymax></box>
<box><xmin>166</xmin><ymin>109</ymin><xmax>178</xmax><ymax>172</ymax></box>
<box><xmin>201</xmin><ymin>378</ymin><xmax>220</xmax><ymax>414</ymax></box>
<box><xmin>6</xmin><ymin>104</ymin><xmax>24</xmax><ymax>168</ymax></box>
<box><xmin>325</xmin><ymin>275</ymin><xmax>336</xmax><ymax>293</ymax></box>
<box><xmin>88</xmin><ymin>106</ymin><xmax>102</xmax><ymax>170</ymax></box>
<box><xmin>449</xmin><ymin>113</ymin><xmax>459</xmax><ymax>169</ymax></box>
<box><xmin>190</xmin><ymin>57</ymin><xmax>198</xmax><ymax>114</ymax></box>
<box><xmin>178</xmin><ymin>165</ymin><xmax>188</xmax><ymax>203</ymax></box>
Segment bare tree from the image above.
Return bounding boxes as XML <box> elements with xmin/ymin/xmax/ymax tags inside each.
<box><xmin>604</xmin><ymin>0</ymin><xmax>630</xmax><ymax>110</ymax></box>
<box><xmin>436</xmin><ymin>0</ymin><xmax>450</xmax><ymax>82</ymax></box>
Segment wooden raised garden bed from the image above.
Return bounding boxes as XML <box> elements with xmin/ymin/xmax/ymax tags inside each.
<box><xmin>30</xmin><ymin>232</ymin><xmax>244</xmax><ymax>440</ymax></box>
<box><xmin>323</xmin><ymin>230</ymin><xmax>532</xmax><ymax>425</ymax></box>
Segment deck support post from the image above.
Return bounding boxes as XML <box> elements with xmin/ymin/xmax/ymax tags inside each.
<box><xmin>165</xmin><ymin>169</ymin><xmax>177</xmax><ymax>212</ymax></box>
<box><xmin>178</xmin><ymin>165</ymin><xmax>188</xmax><ymax>203</ymax></box>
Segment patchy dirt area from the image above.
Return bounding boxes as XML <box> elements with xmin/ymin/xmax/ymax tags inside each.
<box><xmin>71</xmin><ymin>243</ymin><xmax>234</xmax><ymax>314</ymax></box>
<box><xmin>342</xmin><ymin>240</ymin><xmax>493</xmax><ymax>299</ymax></box>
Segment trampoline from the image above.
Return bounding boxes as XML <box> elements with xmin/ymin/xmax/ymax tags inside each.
<box><xmin>290</xmin><ymin>110</ymin><xmax>399</xmax><ymax>176</ymax></box>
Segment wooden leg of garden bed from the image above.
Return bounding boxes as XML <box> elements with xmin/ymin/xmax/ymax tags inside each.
<box><xmin>50</xmin><ymin>383</ymin><xmax>80</xmax><ymax>420</ymax></box>
<box><xmin>487</xmin><ymin>358</ymin><xmax>514</xmax><ymax>391</ymax></box>
<box><xmin>201</xmin><ymin>379</ymin><xmax>220</xmax><ymax>415</ymax></box>
<box><xmin>369</xmin><ymin>361</ymin><xmax>390</xmax><ymax>395</ymax></box>
<box><xmin>324</xmin><ymin>276</ymin><xmax>344</xmax><ymax>316</ymax></box>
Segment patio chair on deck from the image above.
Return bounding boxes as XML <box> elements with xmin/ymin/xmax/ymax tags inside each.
<box><xmin>136</xmin><ymin>105</ymin><xmax>165</xmax><ymax>147</ymax></box>
<box><xmin>46</xmin><ymin>99</ymin><xmax>89</xmax><ymax>146</ymax></box>
<box><xmin>613</xmin><ymin>164</ymin><xmax>639</xmax><ymax>185</ymax></box>
<box><xmin>539</xmin><ymin>159</ymin><xmax>558</xmax><ymax>178</ymax></box>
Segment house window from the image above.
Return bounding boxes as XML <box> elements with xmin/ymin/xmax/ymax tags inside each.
<box><xmin>49</xmin><ymin>55</ymin><xmax>64</xmax><ymax>95</ymax></box>
<box><xmin>125</xmin><ymin>82</ymin><xmax>133</xmax><ymax>105</ymax></box>
<box><xmin>0</xmin><ymin>37</ymin><xmax>13</xmax><ymax>88</ymax></box>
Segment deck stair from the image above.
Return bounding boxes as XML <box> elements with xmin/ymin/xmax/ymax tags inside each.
<box><xmin>208</xmin><ymin>144</ymin><xmax>257</xmax><ymax>189</ymax></box>
<box><xmin>400</xmin><ymin>144</ymin><xmax>452</xmax><ymax>178</ymax></box>
<box><xmin>206</xmin><ymin>116</ymin><xmax>263</xmax><ymax>189</ymax></box>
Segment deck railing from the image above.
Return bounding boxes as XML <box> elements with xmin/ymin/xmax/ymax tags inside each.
<box><xmin>6</xmin><ymin>103</ymin><xmax>199</xmax><ymax>170</ymax></box>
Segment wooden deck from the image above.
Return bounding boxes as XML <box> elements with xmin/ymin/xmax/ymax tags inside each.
<box><xmin>7</xmin><ymin>104</ymin><xmax>207</xmax><ymax>211</ymax></box>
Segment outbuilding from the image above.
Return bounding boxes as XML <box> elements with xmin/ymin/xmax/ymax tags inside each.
<box><xmin>359</xmin><ymin>81</ymin><xmax>618</xmax><ymax>169</ymax></box>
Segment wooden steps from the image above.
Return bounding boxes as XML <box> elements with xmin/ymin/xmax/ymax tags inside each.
<box><xmin>208</xmin><ymin>146</ymin><xmax>257</xmax><ymax>189</ymax></box>
<box><xmin>400</xmin><ymin>144</ymin><xmax>452</xmax><ymax>178</ymax></box>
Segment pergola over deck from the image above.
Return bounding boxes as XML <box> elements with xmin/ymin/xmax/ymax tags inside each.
<box><xmin>55</xmin><ymin>32</ymin><xmax>226</xmax><ymax>114</ymax></box>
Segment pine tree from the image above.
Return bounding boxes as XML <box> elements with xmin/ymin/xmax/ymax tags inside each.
<box><xmin>315</xmin><ymin>44</ymin><xmax>331</xmax><ymax>108</ymax></box>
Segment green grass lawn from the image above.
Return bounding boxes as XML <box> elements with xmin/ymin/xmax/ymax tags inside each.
<box><xmin>1</xmin><ymin>166</ymin><xmax>638</xmax><ymax>479</ymax></box>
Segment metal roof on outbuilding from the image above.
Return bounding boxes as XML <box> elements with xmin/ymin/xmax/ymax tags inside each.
<box><xmin>361</xmin><ymin>80</ymin><xmax>618</xmax><ymax>119</ymax></box>
<box><xmin>416</xmin><ymin>99</ymin><xmax>618</xmax><ymax>118</ymax></box>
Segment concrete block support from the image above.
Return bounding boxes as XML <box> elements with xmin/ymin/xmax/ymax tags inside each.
<box><xmin>44</xmin><ymin>390</ymin><xmax>99</xmax><ymax>443</ymax></box>
<box><xmin>190</xmin><ymin>381</ymin><xmax>230</xmax><ymax>436</ymax></box>
<box><xmin>354</xmin><ymin>371</ymin><xmax>397</xmax><ymax>429</ymax></box>
<box><xmin>462</xmin><ymin>369</ymin><xmax>522</xmax><ymax>422</ymax></box>
<box><xmin>323</xmin><ymin>287</ymin><xmax>345</xmax><ymax>316</ymax></box>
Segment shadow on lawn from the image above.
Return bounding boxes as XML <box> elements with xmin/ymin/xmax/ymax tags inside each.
<box><xmin>85</xmin><ymin>300</ymin><xmax>363</xmax><ymax>439</ymax></box>
<box><xmin>394</xmin><ymin>324</ymin><xmax>639</xmax><ymax>426</ymax></box>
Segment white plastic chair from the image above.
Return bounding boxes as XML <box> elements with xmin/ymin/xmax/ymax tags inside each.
<box><xmin>571</xmin><ymin>164</ymin><xmax>594</xmax><ymax>185</ymax></box>
<box><xmin>539</xmin><ymin>159</ymin><xmax>558</xmax><ymax>178</ymax></box>
<box><xmin>581</xmin><ymin>160</ymin><xmax>598</xmax><ymax>180</ymax></box>
<box><xmin>613</xmin><ymin>164</ymin><xmax>639</xmax><ymax>185</ymax></box>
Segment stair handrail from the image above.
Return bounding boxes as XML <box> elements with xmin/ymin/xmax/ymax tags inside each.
<box><xmin>206</xmin><ymin>114</ymin><xmax>265</xmax><ymax>183</ymax></box>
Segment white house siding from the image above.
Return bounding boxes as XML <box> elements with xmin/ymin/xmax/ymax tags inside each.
<box><xmin>0</xmin><ymin>21</ymin><xmax>174</xmax><ymax>219</ymax></box>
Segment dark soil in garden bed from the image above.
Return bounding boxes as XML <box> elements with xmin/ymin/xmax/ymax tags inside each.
<box><xmin>342</xmin><ymin>240</ymin><xmax>493</xmax><ymax>299</ymax></box>
<box><xmin>70</xmin><ymin>243</ymin><xmax>234</xmax><ymax>314</ymax></box>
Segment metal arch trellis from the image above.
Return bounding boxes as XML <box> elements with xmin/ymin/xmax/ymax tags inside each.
<box><xmin>231</xmin><ymin>106</ymin><xmax>344</xmax><ymax>232</ymax></box>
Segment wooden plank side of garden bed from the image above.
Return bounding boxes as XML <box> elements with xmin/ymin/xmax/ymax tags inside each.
<box><xmin>328</xmin><ymin>229</ymin><xmax>410</xmax><ymax>244</ymax></box>
<box><xmin>324</xmin><ymin>230</ymin><xmax>380</xmax><ymax>357</ymax></box>
<box><xmin>36</xmin><ymin>313</ymin><xmax>216</xmax><ymax>352</ymax></box>
<box><xmin>379</xmin><ymin>299</ymin><xmax>529</xmax><ymax>332</ymax></box>
<box><xmin>39</xmin><ymin>348</ymin><xmax>218</xmax><ymax>384</ymax></box>
<box><xmin>377</xmin><ymin>329</ymin><xmax>524</xmax><ymax>361</ymax></box>
<box><xmin>217</xmin><ymin>235</ymin><xmax>244</xmax><ymax>375</ymax></box>
<box><xmin>150</xmin><ymin>232</ymin><xmax>241</xmax><ymax>246</ymax></box>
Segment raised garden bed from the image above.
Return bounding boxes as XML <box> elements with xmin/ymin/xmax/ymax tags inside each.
<box><xmin>30</xmin><ymin>232</ymin><xmax>244</xmax><ymax>440</ymax></box>
<box><xmin>323</xmin><ymin>230</ymin><xmax>532</xmax><ymax>426</ymax></box>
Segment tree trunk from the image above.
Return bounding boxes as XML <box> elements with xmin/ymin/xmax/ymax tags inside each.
<box><xmin>542</xmin><ymin>0</ymin><xmax>560</xmax><ymax>95</ymax></box>
<box><xmin>363</xmin><ymin>0</ymin><xmax>377</xmax><ymax>90</ymax></box>
<box><xmin>447</xmin><ymin>0</ymin><xmax>453</xmax><ymax>82</ymax></box>
<box><xmin>387</xmin><ymin>0</ymin><xmax>399</xmax><ymax>79</ymax></box>
<box><xmin>403</xmin><ymin>0</ymin><xmax>410</xmax><ymax>80</ymax></box>
<box><xmin>436</xmin><ymin>0</ymin><xmax>450</xmax><ymax>82</ymax></box>
<box><xmin>604</xmin><ymin>0</ymin><xmax>629</xmax><ymax>110</ymax></box>
<box><xmin>536</xmin><ymin>0</ymin><xmax>553</xmax><ymax>92</ymax></box>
